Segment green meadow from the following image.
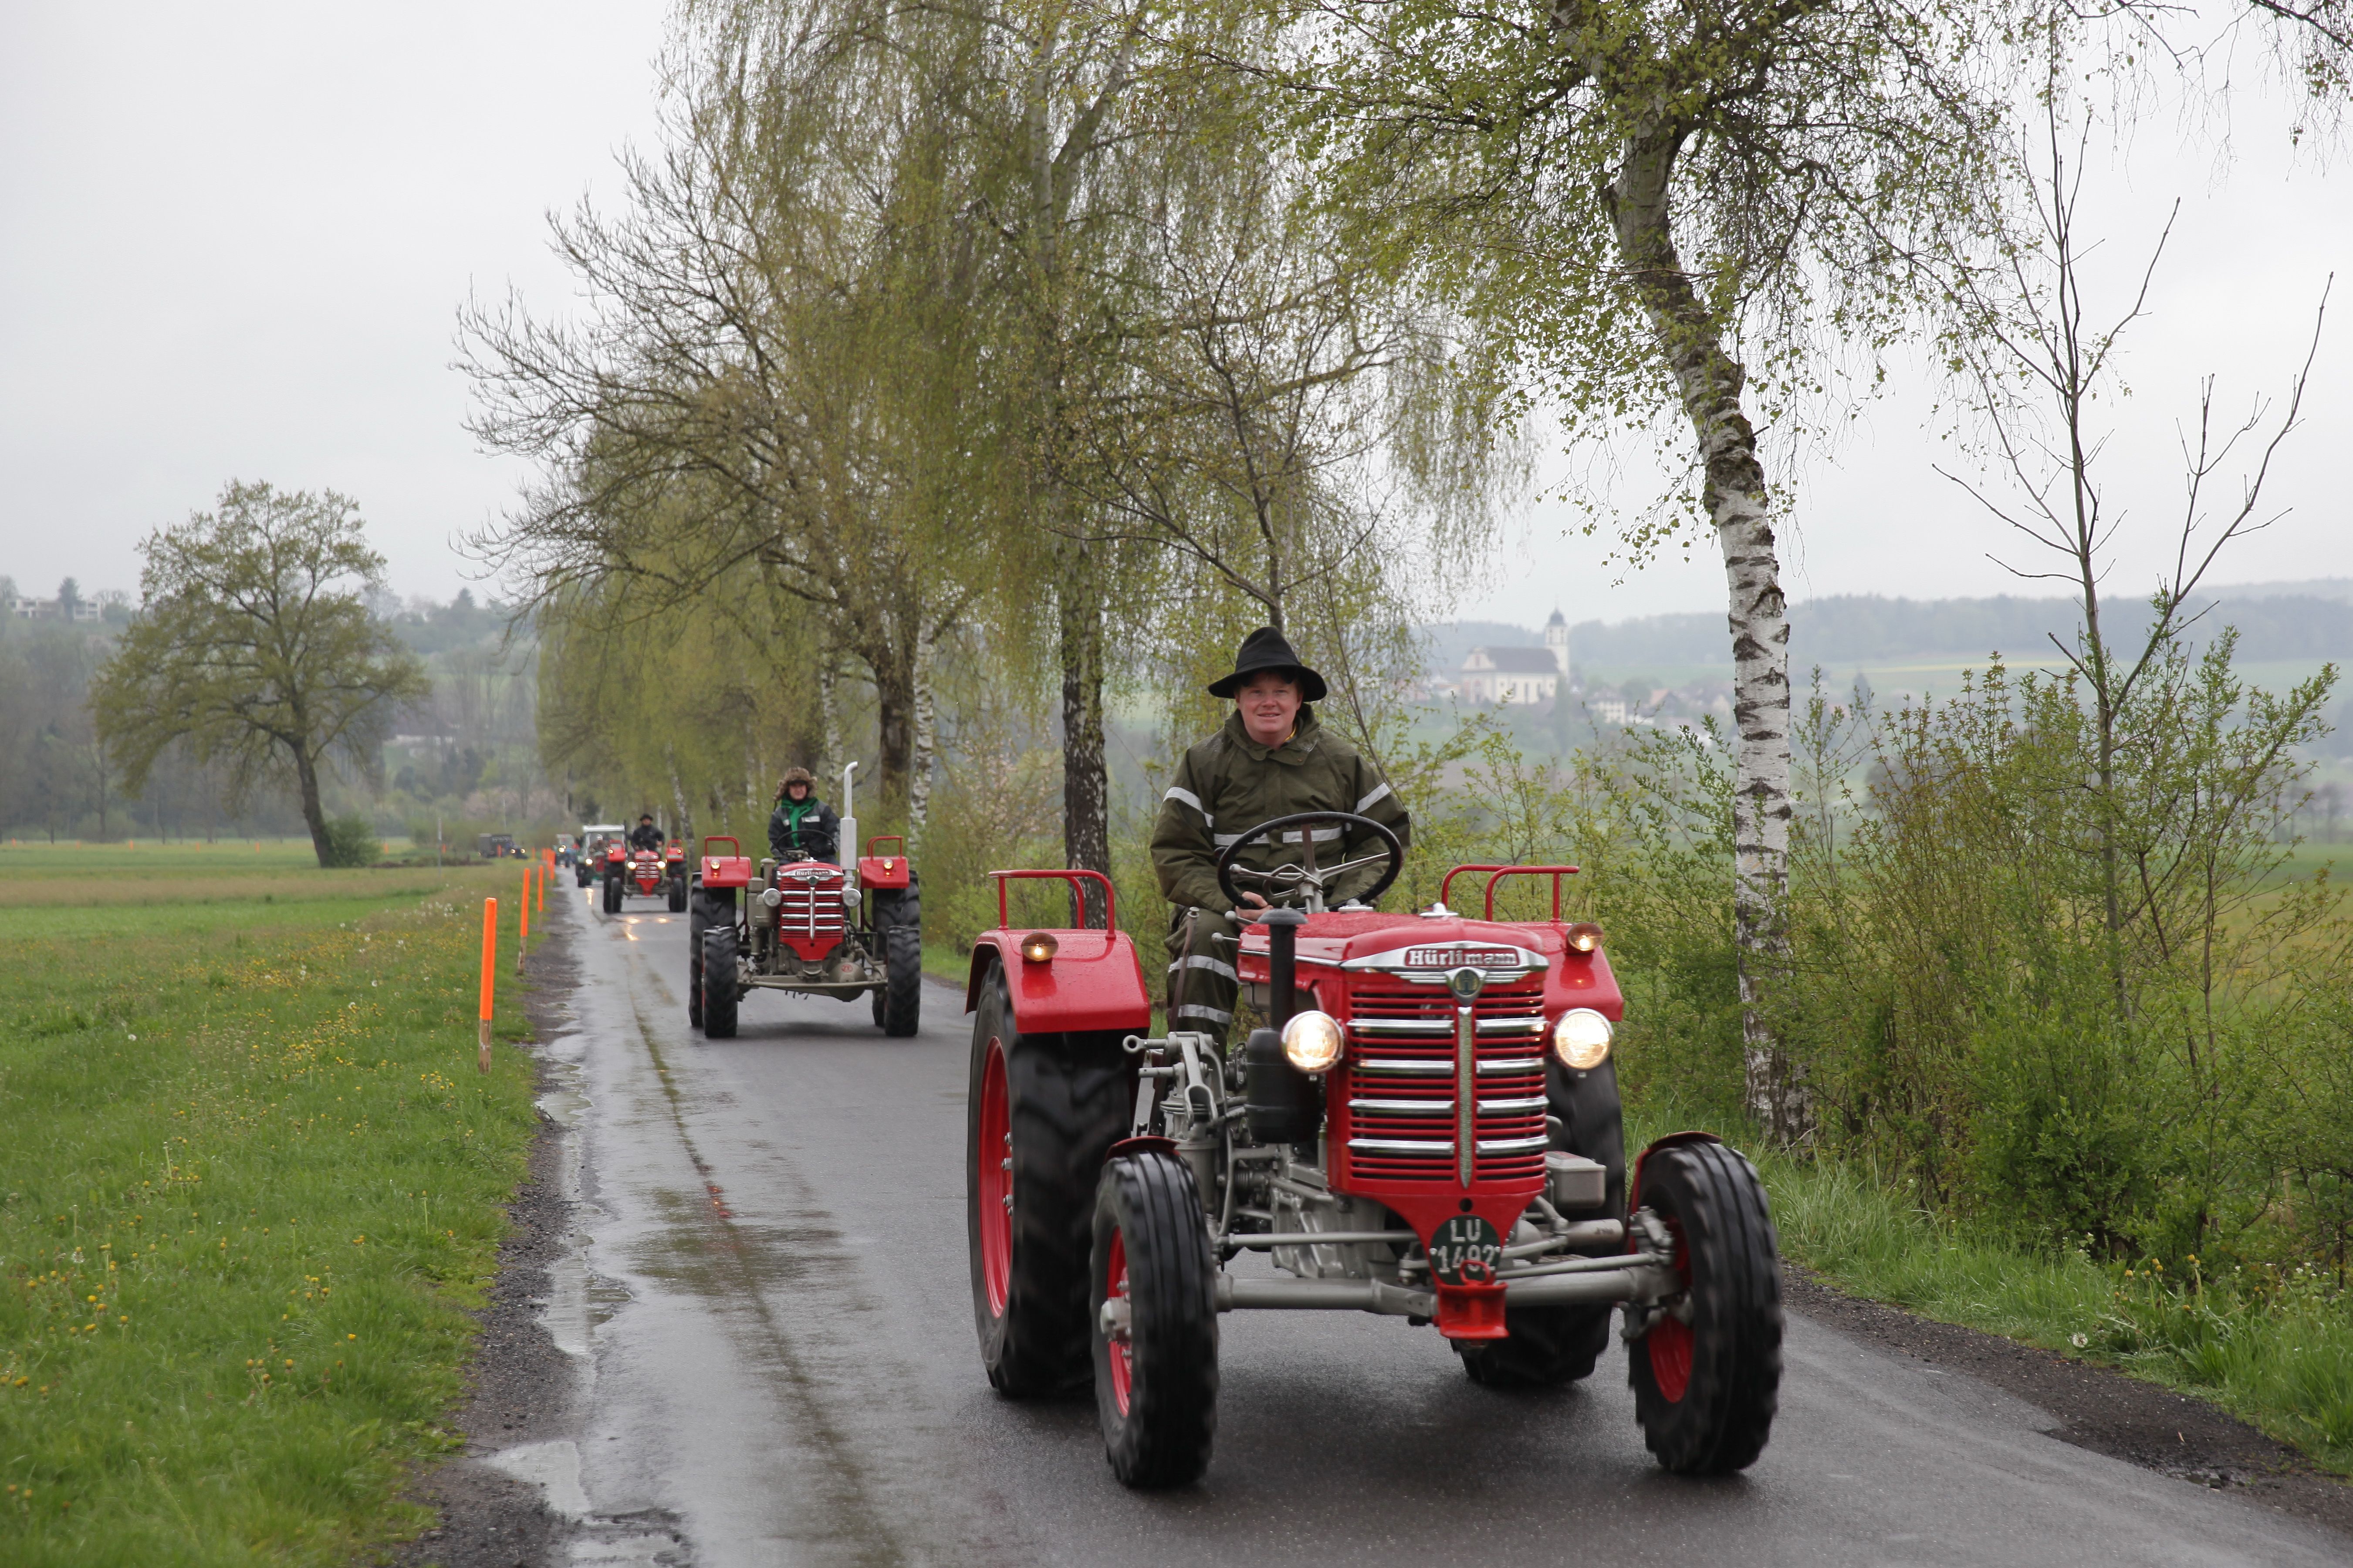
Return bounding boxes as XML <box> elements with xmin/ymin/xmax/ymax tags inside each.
<box><xmin>0</xmin><ymin>845</ymin><xmax>547</xmax><ymax>1565</ymax></box>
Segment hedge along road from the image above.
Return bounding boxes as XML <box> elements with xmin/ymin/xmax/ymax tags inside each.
<box><xmin>494</xmin><ymin>887</ymin><xmax>2349</xmax><ymax>1568</ymax></box>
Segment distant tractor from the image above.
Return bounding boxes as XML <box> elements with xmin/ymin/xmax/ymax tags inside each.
<box><xmin>605</xmin><ymin>836</ymin><xmax>688</xmax><ymax>914</ymax></box>
<box><xmin>576</xmin><ymin>824</ymin><xmax>625</xmax><ymax>888</ymax></box>
<box><xmin>476</xmin><ymin>832</ymin><xmax>516</xmax><ymax>859</ymax></box>
<box><xmin>962</xmin><ymin>818</ymin><xmax>1783</xmax><ymax>1489</ymax></box>
<box><xmin>689</xmin><ymin>764</ymin><xmax>923</xmax><ymax>1038</ymax></box>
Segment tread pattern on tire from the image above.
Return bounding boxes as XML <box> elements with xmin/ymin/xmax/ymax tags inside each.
<box><xmin>687</xmin><ymin>893</ymin><xmax>708</xmax><ymax>1028</ymax></box>
<box><xmin>967</xmin><ymin>963</ymin><xmax>1131</xmax><ymax>1397</ymax></box>
<box><xmin>1092</xmin><ymin>1151</ymin><xmax>1218</xmax><ymax>1488</ymax></box>
<box><xmin>880</xmin><ymin>924</ymin><xmax>921</xmax><ymax>1036</ymax></box>
<box><xmin>1627</xmin><ymin>1139</ymin><xmax>1783</xmax><ymax>1474</ymax></box>
<box><xmin>701</xmin><ymin>923</ymin><xmax>740</xmax><ymax>1038</ymax></box>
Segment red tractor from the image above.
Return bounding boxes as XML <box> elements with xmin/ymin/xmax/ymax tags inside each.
<box><xmin>688</xmin><ymin>765</ymin><xmax>923</xmax><ymax>1037</ymax></box>
<box><xmin>963</xmin><ymin>812</ymin><xmax>1782</xmax><ymax>1488</ymax></box>
<box><xmin>603</xmin><ymin>838</ymin><xmax>689</xmax><ymax>914</ymax></box>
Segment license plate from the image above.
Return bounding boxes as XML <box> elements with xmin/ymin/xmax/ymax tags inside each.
<box><xmin>1427</xmin><ymin>1214</ymin><xmax>1503</xmax><ymax>1284</ymax></box>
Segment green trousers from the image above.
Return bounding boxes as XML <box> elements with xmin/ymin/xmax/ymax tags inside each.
<box><xmin>1165</xmin><ymin>905</ymin><xmax>1242</xmax><ymax>1046</ymax></box>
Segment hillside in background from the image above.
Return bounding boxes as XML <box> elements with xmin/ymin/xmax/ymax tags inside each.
<box><xmin>1426</xmin><ymin>580</ymin><xmax>2353</xmax><ymax>679</ymax></box>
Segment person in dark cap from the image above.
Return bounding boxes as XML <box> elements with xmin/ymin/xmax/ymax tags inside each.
<box><xmin>1149</xmin><ymin>626</ymin><xmax>1411</xmax><ymax>1044</ymax></box>
<box><xmin>628</xmin><ymin>813</ymin><xmax>665</xmax><ymax>852</ymax></box>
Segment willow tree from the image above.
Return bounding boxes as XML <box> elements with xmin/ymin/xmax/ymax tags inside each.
<box><xmin>463</xmin><ymin>4</ymin><xmax>1001</xmax><ymax>815</ymax></box>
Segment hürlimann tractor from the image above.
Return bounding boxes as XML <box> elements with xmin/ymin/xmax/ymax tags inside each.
<box><xmin>963</xmin><ymin>811</ymin><xmax>1783</xmax><ymax>1487</ymax></box>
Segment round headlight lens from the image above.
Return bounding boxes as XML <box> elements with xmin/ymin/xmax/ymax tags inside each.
<box><xmin>1553</xmin><ymin>1008</ymin><xmax>1613</xmax><ymax>1070</ymax></box>
<box><xmin>841</xmin><ymin>886</ymin><xmax>861</xmax><ymax>908</ymax></box>
<box><xmin>1019</xmin><ymin>931</ymin><xmax>1058</xmax><ymax>963</ymax></box>
<box><xmin>1281</xmin><ymin>1010</ymin><xmax>1345</xmax><ymax>1073</ymax></box>
<box><xmin>1563</xmin><ymin>921</ymin><xmax>1605</xmax><ymax>954</ymax></box>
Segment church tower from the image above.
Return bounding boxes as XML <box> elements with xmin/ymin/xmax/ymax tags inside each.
<box><xmin>1543</xmin><ymin>608</ymin><xmax>1569</xmax><ymax>672</ymax></box>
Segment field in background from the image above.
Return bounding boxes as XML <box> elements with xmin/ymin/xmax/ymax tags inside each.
<box><xmin>0</xmin><ymin>853</ymin><xmax>545</xmax><ymax>1565</ymax></box>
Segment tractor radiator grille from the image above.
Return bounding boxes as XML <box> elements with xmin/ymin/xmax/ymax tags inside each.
<box><xmin>777</xmin><ymin>883</ymin><xmax>845</xmax><ymax>942</ymax></box>
<box><xmin>1338</xmin><ymin>982</ymin><xmax>1549</xmax><ymax>1186</ymax></box>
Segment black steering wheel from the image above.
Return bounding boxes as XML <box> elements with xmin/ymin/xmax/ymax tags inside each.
<box><xmin>1214</xmin><ymin>811</ymin><xmax>1404</xmax><ymax>913</ymax></box>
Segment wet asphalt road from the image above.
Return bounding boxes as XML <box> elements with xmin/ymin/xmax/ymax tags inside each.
<box><xmin>498</xmin><ymin>890</ymin><xmax>2350</xmax><ymax>1567</ymax></box>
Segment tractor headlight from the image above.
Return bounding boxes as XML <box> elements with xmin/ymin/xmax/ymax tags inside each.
<box><xmin>1552</xmin><ymin>1008</ymin><xmax>1613</xmax><ymax>1071</ymax></box>
<box><xmin>840</xmin><ymin>886</ymin><xmax>860</xmax><ymax>909</ymax></box>
<box><xmin>1281</xmin><ymin>1010</ymin><xmax>1345</xmax><ymax>1074</ymax></box>
<box><xmin>1019</xmin><ymin>931</ymin><xmax>1058</xmax><ymax>963</ymax></box>
<box><xmin>1563</xmin><ymin>921</ymin><xmax>1605</xmax><ymax>953</ymax></box>
<box><xmin>760</xmin><ymin>887</ymin><xmax>782</xmax><ymax>908</ymax></box>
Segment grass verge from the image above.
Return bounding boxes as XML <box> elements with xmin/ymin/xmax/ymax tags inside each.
<box><xmin>1629</xmin><ymin>1101</ymin><xmax>2353</xmax><ymax>1478</ymax></box>
<box><xmin>0</xmin><ymin>865</ymin><xmax>543</xmax><ymax>1565</ymax></box>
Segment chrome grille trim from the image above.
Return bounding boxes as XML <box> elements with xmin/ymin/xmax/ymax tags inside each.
<box><xmin>1349</xmin><ymin>1098</ymin><xmax>1453</xmax><ymax>1115</ymax></box>
<box><xmin>1475</xmin><ymin>1135</ymin><xmax>1552</xmax><ymax>1155</ymax></box>
<box><xmin>1349</xmin><ymin>1137</ymin><xmax>1455</xmax><ymax>1155</ymax></box>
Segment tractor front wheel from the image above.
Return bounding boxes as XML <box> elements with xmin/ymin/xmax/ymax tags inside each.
<box><xmin>1628</xmin><ymin>1140</ymin><xmax>1782</xmax><ymax>1474</ymax></box>
<box><xmin>668</xmin><ymin>874</ymin><xmax>688</xmax><ymax>913</ymax></box>
<box><xmin>879</xmin><ymin>925</ymin><xmax>921</xmax><ymax>1037</ymax></box>
<box><xmin>602</xmin><ymin>872</ymin><xmax>621</xmax><ymax>914</ymax></box>
<box><xmin>701</xmin><ymin>924</ymin><xmax>740</xmax><ymax>1039</ymax></box>
<box><xmin>1090</xmin><ymin>1150</ymin><xmax>1218</xmax><ymax>1488</ymax></box>
<box><xmin>966</xmin><ymin>964</ymin><xmax>1129</xmax><ymax>1398</ymax></box>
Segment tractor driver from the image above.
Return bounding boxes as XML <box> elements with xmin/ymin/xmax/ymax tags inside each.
<box><xmin>1149</xmin><ymin>626</ymin><xmax>1411</xmax><ymax>1046</ymax></box>
<box><xmin>768</xmin><ymin>767</ymin><xmax>842</xmax><ymax>864</ymax></box>
<box><xmin>628</xmin><ymin>814</ymin><xmax>665</xmax><ymax>852</ymax></box>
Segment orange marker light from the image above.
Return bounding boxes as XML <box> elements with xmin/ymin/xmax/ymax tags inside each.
<box><xmin>478</xmin><ymin>897</ymin><xmax>498</xmax><ymax>1074</ymax></box>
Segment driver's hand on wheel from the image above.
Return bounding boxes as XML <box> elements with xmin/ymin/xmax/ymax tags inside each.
<box><xmin>1234</xmin><ymin>892</ymin><xmax>1270</xmax><ymax>922</ymax></box>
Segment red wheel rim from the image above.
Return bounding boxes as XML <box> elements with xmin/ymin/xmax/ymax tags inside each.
<box><xmin>977</xmin><ymin>1037</ymin><xmax>1012</xmax><ymax>1317</ymax></box>
<box><xmin>1106</xmin><ymin>1229</ymin><xmax>1133</xmax><ymax>1416</ymax></box>
<box><xmin>1647</xmin><ymin>1210</ymin><xmax>1694</xmax><ymax>1402</ymax></box>
<box><xmin>1648</xmin><ymin>1317</ymin><xmax>1693</xmax><ymax>1402</ymax></box>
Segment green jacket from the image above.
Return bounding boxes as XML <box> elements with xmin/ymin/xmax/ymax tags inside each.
<box><xmin>1151</xmin><ymin>707</ymin><xmax>1411</xmax><ymax>914</ymax></box>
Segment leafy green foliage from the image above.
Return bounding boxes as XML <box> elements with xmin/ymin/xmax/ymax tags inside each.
<box><xmin>89</xmin><ymin>483</ymin><xmax>429</xmax><ymax>869</ymax></box>
<box><xmin>319</xmin><ymin>814</ymin><xmax>377</xmax><ymax>869</ymax></box>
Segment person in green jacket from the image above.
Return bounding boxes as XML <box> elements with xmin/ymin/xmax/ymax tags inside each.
<box><xmin>1150</xmin><ymin>626</ymin><xmax>1412</xmax><ymax>1043</ymax></box>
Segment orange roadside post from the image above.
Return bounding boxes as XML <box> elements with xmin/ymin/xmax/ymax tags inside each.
<box><xmin>537</xmin><ymin>860</ymin><xmax>546</xmax><ymax>914</ymax></box>
<box><xmin>519</xmin><ymin>868</ymin><xmax>531</xmax><ymax>972</ymax></box>
<box><xmin>479</xmin><ymin>897</ymin><xmax>498</xmax><ymax>1073</ymax></box>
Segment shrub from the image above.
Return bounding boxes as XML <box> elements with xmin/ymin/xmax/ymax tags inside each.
<box><xmin>321</xmin><ymin>812</ymin><xmax>378</xmax><ymax>867</ymax></box>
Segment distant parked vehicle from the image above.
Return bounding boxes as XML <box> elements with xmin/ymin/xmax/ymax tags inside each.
<box><xmin>476</xmin><ymin>832</ymin><xmax>517</xmax><ymax>859</ymax></box>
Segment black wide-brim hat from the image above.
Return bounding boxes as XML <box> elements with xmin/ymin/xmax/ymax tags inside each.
<box><xmin>1207</xmin><ymin>626</ymin><xmax>1328</xmax><ymax>703</ymax></box>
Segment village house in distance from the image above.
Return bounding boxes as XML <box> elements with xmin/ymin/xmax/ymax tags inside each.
<box><xmin>1455</xmin><ymin>610</ymin><xmax>1571</xmax><ymax>705</ymax></box>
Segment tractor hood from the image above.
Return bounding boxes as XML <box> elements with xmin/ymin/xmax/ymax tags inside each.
<box><xmin>1236</xmin><ymin>910</ymin><xmax>1621</xmax><ymax>1019</ymax></box>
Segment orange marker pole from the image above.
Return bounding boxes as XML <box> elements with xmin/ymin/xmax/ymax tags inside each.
<box><xmin>478</xmin><ymin>897</ymin><xmax>498</xmax><ymax>1073</ymax></box>
<box><xmin>518</xmin><ymin>869</ymin><xmax>531</xmax><ymax>971</ymax></box>
<box><xmin>536</xmin><ymin>860</ymin><xmax>546</xmax><ymax>914</ymax></box>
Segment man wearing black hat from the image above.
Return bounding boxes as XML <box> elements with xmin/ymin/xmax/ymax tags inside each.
<box><xmin>1150</xmin><ymin>626</ymin><xmax>1412</xmax><ymax>1043</ymax></box>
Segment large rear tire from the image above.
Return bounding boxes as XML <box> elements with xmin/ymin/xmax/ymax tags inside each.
<box><xmin>701</xmin><ymin>924</ymin><xmax>740</xmax><ymax>1039</ymax></box>
<box><xmin>966</xmin><ymin>963</ymin><xmax>1130</xmax><ymax>1397</ymax></box>
<box><xmin>687</xmin><ymin>892</ymin><xmax>708</xmax><ymax>1030</ymax></box>
<box><xmin>668</xmin><ymin>873</ymin><xmax>688</xmax><ymax>913</ymax></box>
<box><xmin>1628</xmin><ymin>1139</ymin><xmax>1782</xmax><ymax>1474</ymax></box>
<box><xmin>880</xmin><ymin>925</ymin><xmax>921</xmax><ymax>1037</ymax></box>
<box><xmin>602</xmin><ymin>870</ymin><xmax>621</xmax><ymax>914</ymax></box>
<box><xmin>1090</xmin><ymin>1151</ymin><xmax>1218</xmax><ymax>1488</ymax></box>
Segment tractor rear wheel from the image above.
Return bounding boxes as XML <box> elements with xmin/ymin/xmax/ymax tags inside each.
<box><xmin>879</xmin><ymin>925</ymin><xmax>921</xmax><ymax>1037</ymax></box>
<box><xmin>701</xmin><ymin>924</ymin><xmax>740</xmax><ymax>1039</ymax></box>
<box><xmin>602</xmin><ymin>871</ymin><xmax>620</xmax><ymax>914</ymax></box>
<box><xmin>1628</xmin><ymin>1139</ymin><xmax>1782</xmax><ymax>1474</ymax></box>
<box><xmin>668</xmin><ymin>874</ymin><xmax>688</xmax><ymax>913</ymax></box>
<box><xmin>1090</xmin><ymin>1150</ymin><xmax>1218</xmax><ymax>1488</ymax></box>
<box><xmin>687</xmin><ymin>895</ymin><xmax>708</xmax><ymax>1029</ymax></box>
<box><xmin>966</xmin><ymin>962</ymin><xmax>1130</xmax><ymax>1397</ymax></box>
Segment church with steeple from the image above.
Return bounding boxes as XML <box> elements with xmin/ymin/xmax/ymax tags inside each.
<box><xmin>1457</xmin><ymin>609</ymin><xmax>1573</xmax><ymax>706</ymax></box>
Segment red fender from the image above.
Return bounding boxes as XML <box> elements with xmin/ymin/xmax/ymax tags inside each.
<box><xmin>966</xmin><ymin>929</ymin><xmax>1153</xmax><ymax>1035</ymax></box>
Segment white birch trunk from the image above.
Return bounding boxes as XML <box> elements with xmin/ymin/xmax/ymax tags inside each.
<box><xmin>818</xmin><ymin>654</ymin><xmax>841</xmax><ymax>786</ymax></box>
<box><xmin>909</xmin><ymin>623</ymin><xmax>937</xmax><ymax>851</ymax></box>
<box><xmin>667</xmin><ymin>747</ymin><xmax>694</xmax><ymax>849</ymax></box>
<box><xmin>1610</xmin><ymin>128</ymin><xmax>1803</xmax><ymax>1140</ymax></box>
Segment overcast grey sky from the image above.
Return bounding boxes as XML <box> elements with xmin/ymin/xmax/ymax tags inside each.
<box><xmin>3</xmin><ymin>4</ymin><xmax>2345</xmax><ymax>625</ymax></box>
